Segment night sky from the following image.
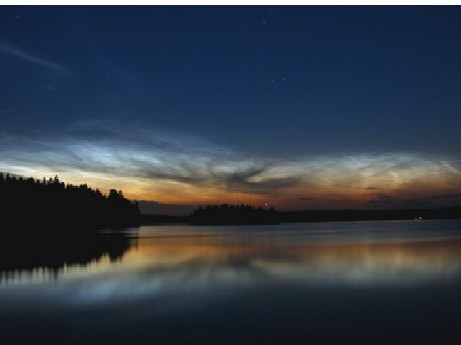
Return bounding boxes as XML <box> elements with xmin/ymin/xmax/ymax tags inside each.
<box><xmin>1</xmin><ymin>6</ymin><xmax>461</xmax><ymax>213</ymax></box>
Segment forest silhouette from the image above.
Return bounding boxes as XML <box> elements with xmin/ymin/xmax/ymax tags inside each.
<box><xmin>190</xmin><ymin>204</ymin><xmax>279</xmax><ymax>225</ymax></box>
<box><xmin>0</xmin><ymin>172</ymin><xmax>139</xmax><ymax>231</ymax></box>
<box><xmin>0</xmin><ymin>172</ymin><xmax>137</xmax><ymax>276</ymax></box>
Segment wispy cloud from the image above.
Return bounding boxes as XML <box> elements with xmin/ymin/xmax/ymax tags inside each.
<box><xmin>366</xmin><ymin>192</ymin><xmax>461</xmax><ymax>209</ymax></box>
<box><xmin>1</xmin><ymin>121</ymin><xmax>461</xmax><ymax>206</ymax></box>
<box><xmin>0</xmin><ymin>123</ymin><xmax>304</xmax><ymax>198</ymax></box>
<box><xmin>367</xmin><ymin>194</ymin><xmax>402</xmax><ymax>208</ymax></box>
<box><xmin>0</xmin><ymin>42</ymin><xmax>64</xmax><ymax>71</ymax></box>
<box><xmin>427</xmin><ymin>193</ymin><xmax>461</xmax><ymax>200</ymax></box>
<box><xmin>210</xmin><ymin>165</ymin><xmax>301</xmax><ymax>194</ymax></box>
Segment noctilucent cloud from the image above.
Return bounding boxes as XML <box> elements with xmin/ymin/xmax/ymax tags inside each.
<box><xmin>1</xmin><ymin>6</ymin><xmax>461</xmax><ymax>212</ymax></box>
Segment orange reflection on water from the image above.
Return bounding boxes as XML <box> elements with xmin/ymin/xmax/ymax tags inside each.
<box><xmin>124</xmin><ymin>227</ymin><xmax>461</xmax><ymax>286</ymax></box>
<box><xmin>2</xmin><ymin>223</ymin><xmax>461</xmax><ymax>289</ymax></box>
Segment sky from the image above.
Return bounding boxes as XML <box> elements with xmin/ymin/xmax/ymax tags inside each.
<box><xmin>1</xmin><ymin>5</ymin><xmax>461</xmax><ymax>213</ymax></box>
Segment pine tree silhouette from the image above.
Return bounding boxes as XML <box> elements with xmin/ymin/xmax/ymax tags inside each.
<box><xmin>0</xmin><ymin>172</ymin><xmax>140</xmax><ymax>231</ymax></box>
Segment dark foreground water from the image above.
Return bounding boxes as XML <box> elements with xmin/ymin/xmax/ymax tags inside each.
<box><xmin>1</xmin><ymin>220</ymin><xmax>461</xmax><ymax>344</ymax></box>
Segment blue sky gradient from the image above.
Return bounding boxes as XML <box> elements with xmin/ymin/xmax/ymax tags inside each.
<box><xmin>1</xmin><ymin>6</ymin><xmax>461</xmax><ymax>211</ymax></box>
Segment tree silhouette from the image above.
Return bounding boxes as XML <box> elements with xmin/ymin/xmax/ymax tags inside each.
<box><xmin>189</xmin><ymin>203</ymin><xmax>279</xmax><ymax>225</ymax></box>
<box><xmin>0</xmin><ymin>172</ymin><xmax>140</xmax><ymax>231</ymax></box>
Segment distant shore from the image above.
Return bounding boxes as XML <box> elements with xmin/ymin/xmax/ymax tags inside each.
<box><xmin>141</xmin><ymin>207</ymin><xmax>461</xmax><ymax>225</ymax></box>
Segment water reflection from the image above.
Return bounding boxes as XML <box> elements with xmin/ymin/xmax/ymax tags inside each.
<box><xmin>1</xmin><ymin>221</ymin><xmax>461</xmax><ymax>344</ymax></box>
<box><xmin>128</xmin><ymin>221</ymin><xmax>461</xmax><ymax>289</ymax></box>
<box><xmin>3</xmin><ymin>221</ymin><xmax>461</xmax><ymax>294</ymax></box>
<box><xmin>0</xmin><ymin>230</ymin><xmax>135</xmax><ymax>284</ymax></box>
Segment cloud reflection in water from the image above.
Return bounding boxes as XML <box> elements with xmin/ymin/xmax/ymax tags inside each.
<box><xmin>2</xmin><ymin>222</ymin><xmax>461</xmax><ymax>311</ymax></box>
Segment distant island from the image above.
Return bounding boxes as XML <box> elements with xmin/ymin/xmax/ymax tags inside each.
<box><xmin>0</xmin><ymin>172</ymin><xmax>140</xmax><ymax>231</ymax></box>
<box><xmin>190</xmin><ymin>204</ymin><xmax>279</xmax><ymax>225</ymax></box>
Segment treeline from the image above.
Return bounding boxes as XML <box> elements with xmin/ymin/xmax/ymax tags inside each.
<box><xmin>142</xmin><ymin>205</ymin><xmax>461</xmax><ymax>225</ymax></box>
<box><xmin>0</xmin><ymin>172</ymin><xmax>140</xmax><ymax>231</ymax></box>
<box><xmin>189</xmin><ymin>204</ymin><xmax>279</xmax><ymax>225</ymax></box>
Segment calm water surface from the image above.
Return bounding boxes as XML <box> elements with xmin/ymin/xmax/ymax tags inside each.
<box><xmin>2</xmin><ymin>220</ymin><xmax>461</xmax><ymax>344</ymax></box>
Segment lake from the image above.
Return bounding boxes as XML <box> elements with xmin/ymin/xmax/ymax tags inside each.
<box><xmin>1</xmin><ymin>220</ymin><xmax>461</xmax><ymax>344</ymax></box>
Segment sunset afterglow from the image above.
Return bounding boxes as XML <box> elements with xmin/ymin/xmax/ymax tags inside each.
<box><xmin>1</xmin><ymin>6</ymin><xmax>461</xmax><ymax>213</ymax></box>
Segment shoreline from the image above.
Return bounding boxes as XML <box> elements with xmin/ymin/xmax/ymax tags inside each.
<box><xmin>141</xmin><ymin>207</ymin><xmax>461</xmax><ymax>226</ymax></box>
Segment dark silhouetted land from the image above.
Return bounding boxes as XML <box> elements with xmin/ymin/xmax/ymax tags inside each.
<box><xmin>190</xmin><ymin>204</ymin><xmax>279</xmax><ymax>225</ymax></box>
<box><xmin>0</xmin><ymin>172</ymin><xmax>140</xmax><ymax>230</ymax></box>
<box><xmin>0</xmin><ymin>172</ymin><xmax>138</xmax><ymax>281</ymax></box>
<box><xmin>141</xmin><ymin>204</ymin><xmax>461</xmax><ymax>225</ymax></box>
<box><xmin>3</xmin><ymin>172</ymin><xmax>460</xmax><ymax>228</ymax></box>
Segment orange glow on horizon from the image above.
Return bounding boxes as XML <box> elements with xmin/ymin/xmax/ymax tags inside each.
<box><xmin>60</xmin><ymin>172</ymin><xmax>461</xmax><ymax>211</ymax></box>
<box><xmin>6</xmin><ymin>152</ymin><xmax>461</xmax><ymax>211</ymax></box>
